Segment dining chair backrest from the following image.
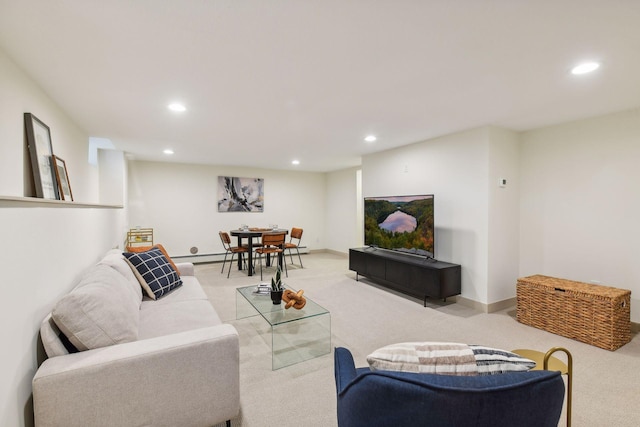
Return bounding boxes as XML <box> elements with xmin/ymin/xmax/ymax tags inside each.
<box><xmin>219</xmin><ymin>231</ymin><xmax>232</xmax><ymax>249</ymax></box>
<box><xmin>285</xmin><ymin>227</ymin><xmax>304</xmax><ymax>268</ymax></box>
<box><xmin>290</xmin><ymin>227</ymin><xmax>303</xmax><ymax>242</ymax></box>
<box><xmin>261</xmin><ymin>232</ymin><xmax>286</xmax><ymax>248</ymax></box>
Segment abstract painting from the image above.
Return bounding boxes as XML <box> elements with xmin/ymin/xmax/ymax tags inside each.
<box><xmin>217</xmin><ymin>176</ymin><xmax>264</xmax><ymax>212</ymax></box>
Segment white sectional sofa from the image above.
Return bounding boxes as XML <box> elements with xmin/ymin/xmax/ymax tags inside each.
<box><xmin>33</xmin><ymin>249</ymin><xmax>239</xmax><ymax>427</ymax></box>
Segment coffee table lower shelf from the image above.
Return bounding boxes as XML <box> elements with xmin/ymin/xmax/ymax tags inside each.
<box><xmin>236</xmin><ymin>285</ymin><xmax>331</xmax><ymax>370</ymax></box>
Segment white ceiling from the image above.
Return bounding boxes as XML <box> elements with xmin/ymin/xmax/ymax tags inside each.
<box><xmin>1</xmin><ymin>0</ymin><xmax>640</xmax><ymax>172</ymax></box>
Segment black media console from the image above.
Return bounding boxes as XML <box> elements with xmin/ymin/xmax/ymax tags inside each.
<box><xmin>349</xmin><ymin>247</ymin><xmax>461</xmax><ymax>306</ymax></box>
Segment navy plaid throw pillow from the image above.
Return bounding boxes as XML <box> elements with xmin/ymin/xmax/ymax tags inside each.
<box><xmin>124</xmin><ymin>248</ymin><xmax>182</xmax><ymax>299</ymax></box>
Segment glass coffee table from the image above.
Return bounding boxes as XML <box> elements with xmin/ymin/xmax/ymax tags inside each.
<box><xmin>236</xmin><ymin>285</ymin><xmax>331</xmax><ymax>370</ymax></box>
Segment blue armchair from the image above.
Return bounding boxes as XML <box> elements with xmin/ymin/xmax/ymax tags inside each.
<box><xmin>334</xmin><ymin>347</ymin><xmax>565</xmax><ymax>427</ymax></box>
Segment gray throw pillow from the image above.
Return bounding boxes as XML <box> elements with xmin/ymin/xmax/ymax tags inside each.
<box><xmin>52</xmin><ymin>265</ymin><xmax>139</xmax><ymax>351</ymax></box>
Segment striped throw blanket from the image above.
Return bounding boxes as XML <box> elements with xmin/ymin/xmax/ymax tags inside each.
<box><xmin>367</xmin><ymin>342</ymin><xmax>536</xmax><ymax>376</ymax></box>
<box><xmin>367</xmin><ymin>342</ymin><xmax>478</xmax><ymax>375</ymax></box>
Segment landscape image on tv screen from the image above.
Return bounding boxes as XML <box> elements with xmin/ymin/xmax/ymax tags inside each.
<box><xmin>364</xmin><ymin>194</ymin><xmax>434</xmax><ymax>257</ymax></box>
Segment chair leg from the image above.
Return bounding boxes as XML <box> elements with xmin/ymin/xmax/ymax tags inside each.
<box><xmin>259</xmin><ymin>252</ymin><xmax>264</xmax><ymax>281</ymax></box>
<box><xmin>221</xmin><ymin>251</ymin><xmax>229</xmax><ymax>274</ymax></box>
<box><xmin>286</xmin><ymin>247</ymin><xmax>303</xmax><ymax>268</ymax></box>
<box><xmin>296</xmin><ymin>247</ymin><xmax>303</xmax><ymax>268</ymax></box>
<box><xmin>282</xmin><ymin>252</ymin><xmax>288</xmax><ymax>277</ymax></box>
<box><xmin>544</xmin><ymin>347</ymin><xmax>573</xmax><ymax>427</ymax></box>
<box><xmin>226</xmin><ymin>420</ymin><xmax>231</xmax><ymax>427</ymax></box>
<box><xmin>227</xmin><ymin>252</ymin><xmax>236</xmax><ymax>278</ymax></box>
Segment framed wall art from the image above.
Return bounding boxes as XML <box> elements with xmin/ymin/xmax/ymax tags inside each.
<box><xmin>52</xmin><ymin>155</ymin><xmax>73</xmax><ymax>201</ymax></box>
<box><xmin>25</xmin><ymin>113</ymin><xmax>59</xmax><ymax>199</ymax></box>
<box><xmin>217</xmin><ymin>176</ymin><xmax>264</xmax><ymax>212</ymax></box>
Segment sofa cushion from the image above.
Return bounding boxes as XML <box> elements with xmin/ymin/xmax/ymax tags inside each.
<box><xmin>99</xmin><ymin>249</ymin><xmax>143</xmax><ymax>303</ymax></box>
<box><xmin>138</xmin><ymin>299</ymin><xmax>223</xmax><ymax>340</ymax></box>
<box><xmin>40</xmin><ymin>313</ymin><xmax>76</xmax><ymax>358</ymax></box>
<box><xmin>367</xmin><ymin>342</ymin><xmax>536</xmax><ymax>376</ymax></box>
<box><xmin>51</xmin><ymin>265</ymin><xmax>140</xmax><ymax>351</ymax></box>
<box><xmin>124</xmin><ymin>248</ymin><xmax>182</xmax><ymax>300</ymax></box>
<box><xmin>142</xmin><ymin>276</ymin><xmax>208</xmax><ymax>304</ymax></box>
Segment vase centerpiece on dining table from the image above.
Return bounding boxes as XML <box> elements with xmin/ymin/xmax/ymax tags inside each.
<box><xmin>270</xmin><ymin>265</ymin><xmax>284</xmax><ymax>304</ymax></box>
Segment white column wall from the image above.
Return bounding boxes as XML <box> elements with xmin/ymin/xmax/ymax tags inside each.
<box><xmin>325</xmin><ymin>167</ymin><xmax>361</xmax><ymax>253</ymax></box>
<box><xmin>362</xmin><ymin>128</ymin><xmax>491</xmax><ymax>303</ymax></box>
<box><xmin>127</xmin><ymin>161</ymin><xmax>326</xmax><ymax>256</ymax></box>
<box><xmin>98</xmin><ymin>149</ymin><xmax>126</xmax><ymax>206</ymax></box>
<box><xmin>520</xmin><ymin>108</ymin><xmax>640</xmax><ymax>322</ymax></box>
<box><xmin>487</xmin><ymin>127</ymin><xmax>521</xmax><ymax>303</ymax></box>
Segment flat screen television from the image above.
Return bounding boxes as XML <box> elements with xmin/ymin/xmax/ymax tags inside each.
<box><xmin>364</xmin><ymin>194</ymin><xmax>434</xmax><ymax>258</ymax></box>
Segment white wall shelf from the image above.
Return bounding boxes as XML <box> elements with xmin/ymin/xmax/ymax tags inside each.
<box><xmin>0</xmin><ymin>195</ymin><xmax>122</xmax><ymax>209</ymax></box>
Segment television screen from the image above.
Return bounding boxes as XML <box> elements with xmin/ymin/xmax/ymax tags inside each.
<box><xmin>364</xmin><ymin>194</ymin><xmax>434</xmax><ymax>258</ymax></box>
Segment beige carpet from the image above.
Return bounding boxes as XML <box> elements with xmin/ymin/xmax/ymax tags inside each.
<box><xmin>197</xmin><ymin>252</ymin><xmax>640</xmax><ymax>427</ymax></box>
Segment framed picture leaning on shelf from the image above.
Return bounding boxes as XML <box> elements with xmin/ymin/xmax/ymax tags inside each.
<box><xmin>53</xmin><ymin>155</ymin><xmax>73</xmax><ymax>201</ymax></box>
<box><xmin>24</xmin><ymin>113</ymin><xmax>59</xmax><ymax>199</ymax></box>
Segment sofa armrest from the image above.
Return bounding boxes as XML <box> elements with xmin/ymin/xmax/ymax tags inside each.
<box><xmin>175</xmin><ymin>262</ymin><xmax>194</xmax><ymax>276</ymax></box>
<box><xmin>334</xmin><ymin>347</ymin><xmax>358</xmax><ymax>394</ymax></box>
<box><xmin>33</xmin><ymin>324</ymin><xmax>239</xmax><ymax>427</ymax></box>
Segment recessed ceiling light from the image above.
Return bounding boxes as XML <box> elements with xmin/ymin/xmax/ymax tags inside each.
<box><xmin>291</xmin><ymin>159</ymin><xmax>300</xmax><ymax>165</ymax></box>
<box><xmin>364</xmin><ymin>135</ymin><xmax>377</xmax><ymax>142</ymax></box>
<box><xmin>163</xmin><ymin>149</ymin><xmax>174</xmax><ymax>155</ymax></box>
<box><xmin>167</xmin><ymin>103</ymin><xmax>186</xmax><ymax>112</ymax></box>
<box><xmin>571</xmin><ymin>62</ymin><xmax>600</xmax><ymax>75</ymax></box>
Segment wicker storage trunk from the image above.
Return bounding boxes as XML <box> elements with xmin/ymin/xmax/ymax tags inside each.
<box><xmin>516</xmin><ymin>275</ymin><xmax>631</xmax><ymax>351</ymax></box>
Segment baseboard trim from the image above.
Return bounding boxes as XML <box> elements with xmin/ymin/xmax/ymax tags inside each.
<box><xmin>456</xmin><ymin>296</ymin><xmax>517</xmax><ymax>313</ymax></box>
<box><xmin>313</xmin><ymin>249</ymin><xmax>348</xmax><ymax>257</ymax></box>
<box><xmin>173</xmin><ymin>247</ymin><xmax>310</xmax><ymax>264</ymax></box>
<box><xmin>488</xmin><ymin>297</ymin><xmax>517</xmax><ymax>313</ymax></box>
<box><xmin>456</xmin><ymin>297</ymin><xmax>487</xmax><ymax>312</ymax></box>
<box><xmin>458</xmin><ymin>297</ymin><xmax>640</xmax><ymax>333</ymax></box>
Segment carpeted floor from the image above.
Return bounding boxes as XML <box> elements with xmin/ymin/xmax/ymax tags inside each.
<box><xmin>197</xmin><ymin>252</ymin><xmax>640</xmax><ymax>427</ymax></box>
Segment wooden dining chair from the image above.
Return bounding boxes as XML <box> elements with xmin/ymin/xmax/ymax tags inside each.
<box><xmin>219</xmin><ymin>231</ymin><xmax>248</xmax><ymax>278</ymax></box>
<box><xmin>254</xmin><ymin>232</ymin><xmax>288</xmax><ymax>280</ymax></box>
<box><xmin>284</xmin><ymin>227</ymin><xmax>304</xmax><ymax>268</ymax></box>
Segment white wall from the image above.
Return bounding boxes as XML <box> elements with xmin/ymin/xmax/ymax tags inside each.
<box><xmin>362</xmin><ymin>127</ymin><xmax>492</xmax><ymax>304</ymax></box>
<box><xmin>520</xmin><ymin>108</ymin><xmax>640</xmax><ymax>322</ymax></box>
<box><xmin>127</xmin><ymin>161</ymin><xmax>327</xmax><ymax>257</ymax></box>
<box><xmin>0</xmin><ymin>48</ymin><xmax>124</xmax><ymax>427</ymax></box>
<box><xmin>0</xmin><ymin>50</ymin><xmax>98</xmax><ymax>201</ymax></box>
<box><xmin>325</xmin><ymin>167</ymin><xmax>361</xmax><ymax>252</ymax></box>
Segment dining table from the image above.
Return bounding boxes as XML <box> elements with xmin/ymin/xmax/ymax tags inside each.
<box><xmin>229</xmin><ymin>228</ymin><xmax>288</xmax><ymax>277</ymax></box>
